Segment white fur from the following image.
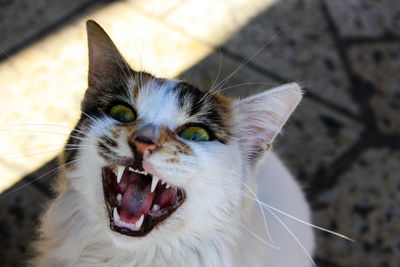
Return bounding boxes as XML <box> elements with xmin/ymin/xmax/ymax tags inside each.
<box><xmin>32</xmin><ymin>83</ymin><xmax>314</xmax><ymax>266</ymax></box>
<box><xmin>135</xmin><ymin>79</ymin><xmax>182</xmax><ymax>128</ymax></box>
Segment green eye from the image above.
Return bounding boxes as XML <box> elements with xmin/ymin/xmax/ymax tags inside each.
<box><xmin>179</xmin><ymin>126</ymin><xmax>210</xmax><ymax>141</ymax></box>
<box><xmin>109</xmin><ymin>104</ymin><xmax>135</xmax><ymax>123</ymax></box>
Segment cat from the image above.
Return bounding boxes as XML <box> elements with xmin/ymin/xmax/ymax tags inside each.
<box><xmin>30</xmin><ymin>20</ymin><xmax>315</xmax><ymax>267</ymax></box>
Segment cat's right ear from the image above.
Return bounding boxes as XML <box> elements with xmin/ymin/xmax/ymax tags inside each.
<box><xmin>86</xmin><ymin>20</ymin><xmax>131</xmax><ymax>89</ymax></box>
<box><xmin>232</xmin><ymin>83</ymin><xmax>302</xmax><ymax>164</ymax></box>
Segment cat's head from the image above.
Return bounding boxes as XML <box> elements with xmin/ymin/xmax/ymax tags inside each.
<box><xmin>61</xmin><ymin>20</ymin><xmax>302</xmax><ymax>248</ymax></box>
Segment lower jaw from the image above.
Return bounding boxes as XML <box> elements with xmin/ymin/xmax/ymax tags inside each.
<box><xmin>104</xmin><ymin>194</ymin><xmax>185</xmax><ymax>237</ymax></box>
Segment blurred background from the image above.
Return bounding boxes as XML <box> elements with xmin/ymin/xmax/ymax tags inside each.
<box><xmin>0</xmin><ymin>0</ymin><xmax>399</xmax><ymax>266</ymax></box>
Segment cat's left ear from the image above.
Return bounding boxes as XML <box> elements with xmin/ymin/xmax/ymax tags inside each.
<box><xmin>232</xmin><ymin>83</ymin><xmax>302</xmax><ymax>162</ymax></box>
<box><xmin>86</xmin><ymin>20</ymin><xmax>131</xmax><ymax>90</ymax></box>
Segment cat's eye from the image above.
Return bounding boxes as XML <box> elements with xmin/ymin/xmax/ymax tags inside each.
<box><xmin>109</xmin><ymin>104</ymin><xmax>135</xmax><ymax>123</ymax></box>
<box><xmin>179</xmin><ymin>126</ymin><xmax>210</xmax><ymax>142</ymax></box>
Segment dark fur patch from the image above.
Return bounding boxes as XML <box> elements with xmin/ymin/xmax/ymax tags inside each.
<box><xmin>61</xmin><ymin>117</ymin><xmax>88</xmax><ymax>166</ymax></box>
<box><xmin>97</xmin><ymin>141</ymin><xmax>118</xmax><ymax>161</ymax></box>
<box><xmin>131</xmin><ymin>71</ymin><xmax>154</xmax><ymax>99</ymax></box>
<box><xmin>158</xmin><ymin>126</ymin><xmax>193</xmax><ymax>156</ymax></box>
<box><xmin>173</xmin><ymin>82</ymin><xmax>232</xmax><ymax>143</ymax></box>
<box><xmin>100</xmin><ymin>135</ymin><xmax>118</xmax><ymax>148</ymax></box>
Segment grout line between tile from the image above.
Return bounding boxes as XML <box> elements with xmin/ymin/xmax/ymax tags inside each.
<box><xmin>219</xmin><ymin>46</ymin><xmax>362</xmax><ymax>122</ymax></box>
<box><xmin>0</xmin><ymin>0</ymin><xmax>111</xmax><ymax>63</ymax></box>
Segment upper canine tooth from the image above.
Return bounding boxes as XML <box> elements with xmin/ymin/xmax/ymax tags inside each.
<box><xmin>135</xmin><ymin>214</ymin><xmax>144</xmax><ymax>228</ymax></box>
<box><xmin>117</xmin><ymin>166</ymin><xmax>125</xmax><ymax>184</ymax></box>
<box><xmin>151</xmin><ymin>176</ymin><xmax>159</xmax><ymax>193</ymax></box>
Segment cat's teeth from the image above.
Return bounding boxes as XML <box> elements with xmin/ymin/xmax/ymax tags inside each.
<box><xmin>116</xmin><ymin>166</ymin><xmax>125</xmax><ymax>184</ymax></box>
<box><xmin>135</xmin><ymin>214</ymin><xmax>144</xmax><ymax>228</ymax></box>
<box><xmin>151</xmin><ymin>176</ymin><xmax>159</xmax><ymax>193</ymax></box>
<box><xmin>151</xmin><ymin>204</ymin><xmax>160</xmax><ymax>212</ymax></box>
<box><xmin>128</xmin><ymin>167</ymin><xmax>148</xmax><ymax>176</ymax></box>
<box><xmin>117</xmin><ymin>193</ymin><xmax>122</xmax><ymax>203</ymax></box>
<box><xmin>113</xmin><ymin>207</ymin><xmax>120</xmax><ymax>222</ymax></box>
<box><xmin>166</xmin><ymin>183</ymin><xmax>174</xmax><ymax>189</ymax></box>
<box><xmin>161</xmin><ymin>181</ymin><xmax>166</xmax><ymax>185</ymax></box>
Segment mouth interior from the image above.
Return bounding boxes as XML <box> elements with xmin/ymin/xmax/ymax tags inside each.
<box><xmin>102</xmin><ymin>166</ymin><xmax>185</xmax><ymax>236</ymax></box>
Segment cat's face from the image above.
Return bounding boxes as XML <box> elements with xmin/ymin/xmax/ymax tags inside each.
<box><xmin>61</xmin><ymin>21</ymin><xmax>302</xmax><ymax>248</ymax></box>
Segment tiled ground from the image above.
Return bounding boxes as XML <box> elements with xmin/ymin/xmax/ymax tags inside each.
<box><xmin>0</xmin><ymin>0</ymin><xmax>399</xmax><ymax>266</ymax></box>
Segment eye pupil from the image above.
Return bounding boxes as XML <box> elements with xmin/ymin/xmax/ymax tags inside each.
<box><xmin>109</xmin><ymin>104</ymin><xmax>135</xmax><ymax>123</ymax></box>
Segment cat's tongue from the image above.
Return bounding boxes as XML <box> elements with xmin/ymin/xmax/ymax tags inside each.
<box><xmin>118</xmin><ymin>173</ymin><xmax>155</xmax><ymax>223</ymax></box>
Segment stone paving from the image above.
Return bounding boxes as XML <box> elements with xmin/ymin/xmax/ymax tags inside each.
<box><xmin>0</xmin><ymin>0</ymin><xmax>399</xmax><ymax>266</ymax></box>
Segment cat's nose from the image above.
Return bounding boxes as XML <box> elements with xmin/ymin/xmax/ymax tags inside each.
<box><xmin>133</xmin><ymin>137</ymin><xmax>158</xmax><ymax>156</ymax></box>
<box><xmin>132</xmin><ymin>124</ymin><xmax>159</xmax><ymax>156</ymax></box>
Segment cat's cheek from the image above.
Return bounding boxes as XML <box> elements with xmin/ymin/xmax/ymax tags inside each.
<box><xmin>142</xmin><ymin>160</ymin><xmax>156</xmax><ymax>177</ymax></box>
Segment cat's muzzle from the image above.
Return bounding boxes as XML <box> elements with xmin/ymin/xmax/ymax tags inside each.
<box><xmin>102</xmin><ymin>165</ymin><xmax>185</xmax><ymax>236</ymax></box>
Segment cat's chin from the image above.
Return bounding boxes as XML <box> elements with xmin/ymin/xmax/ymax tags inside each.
<box><xmin>101</xmin><ymin>165</ymin><xmax>185</xmax><ymax>237</ymax></box>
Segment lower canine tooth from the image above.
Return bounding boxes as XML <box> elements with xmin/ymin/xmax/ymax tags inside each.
<box><xmin>152</xmin><ymin>204</ymin><xmax>160</xmax><ymax>211</ymax></box>
<box><xmin>116</xmin><ymin>166</ymin><xmax>125</xmax><ymax>183</ymax></box>
<box><xmin>135</xmin><ymin>214</ymin><xmax>144</xmax><ymax>228</ymax></box>
<box><xmin>113</xmin><ymin>207</ymin><xmax>120</xmax><ymax>222</ymax></box>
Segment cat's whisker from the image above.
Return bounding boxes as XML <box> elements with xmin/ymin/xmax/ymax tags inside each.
<box><xmin>0</xmin><ymin>123</ymin><xmax>88</xmax><ymax>136</ymax></box>
<box><xmin>0</xmin><ymin>158</ymin><xmax>80</xmax><ymax>199</ymax></box>
<box><xmin>238</xmin><ymin>221</ymin><xmax>280</xmax><ymax>250</ymax></box>
<box><xmin>211</xmin><ymin>82</ymin><xmax>282</xmax><ymax>96</ymax></box>
<box><xmin>1</xmin><ymin>144</ymin><xmax>65</xmax><ymax>157</ymax></box>
<box><xmin>235</xmin><ymin>179</ymin><xmax>354</xmax><ymax>241</ymax></box>
<box><xmin>203</xmin><ymin>24</ymin><xmax>288</xmax><ymax>103</ymax></box>
<box><xmin>80</xmin><ymin>111</ymin><xmax>97</xmax><ymax>124</ymax></box>
<box><xmin>266</xmin><ymin>207</ymin><xmax>317</xmax><ymax>267</ymax></box>
<box><xmin>0</xmin><ymin>148</ymin><xmax>83</xmax><ymax>161</ymax></box>
<box><xmin>0</xmin><ymin>129</ymin><xmax>86</xmax><ymax>140</ymax></box>
<box><xmin>238</xmin><ymin>209</ymin><xmax>280</xmax><ymax>250</ymax></box>
<box><xmin>194</xmin><ymin>175</ymin><xmax>275</xmax><ymax>247</ymax></box>
<box><xmin>211</xmin><ymin>48</ymin><xmax>223</xmax><ymax>91</ymax></box>
<box><xmin>211</xmin><ymin>24</ymin><xmax>287</xmax><ymax>94</ymax></box>
<box><xmin>42</xmin><ymin>85</ymin><xmax>98</xmax><ymax>125</ymax></box>
<box><xmin>64</xmin><ymin>144</ymin><xmax>91</xmax><ymax>148</ymax></box>
<box><xmin>237</xmin><ymin>179</ymin><xmax>275</xmax><ymax>245</ymax></box>
<box><xmin>244</xmin><ymin>192</ymin><xmax>355</xmax><ymax>242</ymax></box>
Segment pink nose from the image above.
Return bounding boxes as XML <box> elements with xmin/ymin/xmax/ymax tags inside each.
<box><xmin>134</xmin><ymin>138</ymin><xmax>158</xmax><ymax>155</ymax></box>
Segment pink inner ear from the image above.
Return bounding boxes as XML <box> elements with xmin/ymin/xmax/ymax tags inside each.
<box><xmin>258</xmin><ymin>128</ymin><xmax>277</xmax><ymax>143</ymax></box>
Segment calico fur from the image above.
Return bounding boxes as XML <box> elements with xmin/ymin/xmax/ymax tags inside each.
<box><xmin>31</xmin><ymin>20</ymin><xmax>314</xmax><ymax>267</ymax></box>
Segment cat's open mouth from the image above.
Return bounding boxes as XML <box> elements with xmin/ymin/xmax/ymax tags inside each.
<box><xmin>102</xmin><ymin>165</ymin><xmax>185</xmax><ymax>236</ymax></box>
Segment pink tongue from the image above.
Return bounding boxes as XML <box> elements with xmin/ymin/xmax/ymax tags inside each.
<box><xmin>119</xmin><ymin>180</ymin><xmax>155</xmax><ymax>223</ymax></box>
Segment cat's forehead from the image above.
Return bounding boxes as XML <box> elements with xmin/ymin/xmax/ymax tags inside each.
<box><xmin>135</xmin><ymin>78</ymin><xmax>182</xmax><ymax>128</ymax></box>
